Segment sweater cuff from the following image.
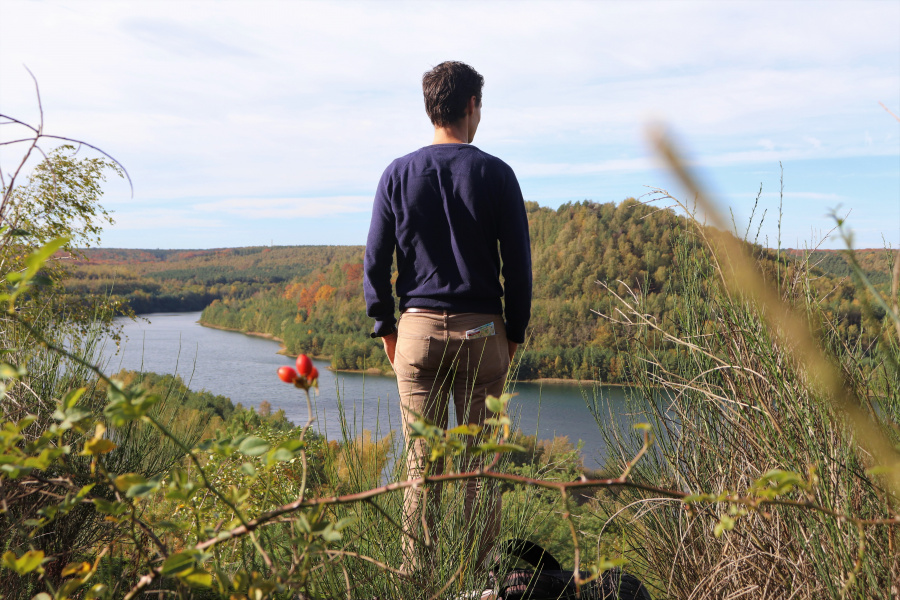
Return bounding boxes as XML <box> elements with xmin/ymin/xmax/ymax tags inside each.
<box><xmin>370</xmin><ymin>317</ymin><xmax>397</xmax><ymax>339</ymax></box>
<box><xmin>506</xmin><ymin>323</ymin><xmax>526</xmax><ymax>345</ymax></box>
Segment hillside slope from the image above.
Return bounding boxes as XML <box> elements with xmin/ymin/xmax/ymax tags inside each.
<box><xmin>194</xmin><ymin>200</ymin><xmax>887</xmax><ymax>381</ymax></box>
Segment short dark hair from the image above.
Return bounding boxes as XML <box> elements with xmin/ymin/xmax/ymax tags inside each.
<box><xmin>422</xmin><ymin>61</ymin><xmax>484</xmax><ymax>127</ymax></box>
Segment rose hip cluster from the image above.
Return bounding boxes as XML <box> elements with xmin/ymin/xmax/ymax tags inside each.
<box><xmin>278</xmin><ymin>354</ymin><xmax>318</xmax><ymax>390</ymax></box>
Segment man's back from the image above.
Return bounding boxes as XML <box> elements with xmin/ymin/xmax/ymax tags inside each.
<box><xmin>364</xmin><ymin>143</ymin><xmax>531</xmax><ymax>343</ymax></box>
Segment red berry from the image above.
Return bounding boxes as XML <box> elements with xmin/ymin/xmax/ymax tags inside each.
<box><xmin>308</xmin><ymin>366</ymin><xmax>319</xmax><ymax>382</ymax></box>
<box><xmin>277</xmin><ymin>366</ymin><xmax>298</xmax><ymax>383</ymax></box>
<box><xmin>296</xmin><ymin>354</ymin><xmax>313</xmax><ymax>377</ymax></box>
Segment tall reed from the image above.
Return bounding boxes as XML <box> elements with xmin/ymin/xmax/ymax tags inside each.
<box><xmin>590</xmin><ymin>190</ymin><xmax>900</xmax><ymax>598</ymax></box>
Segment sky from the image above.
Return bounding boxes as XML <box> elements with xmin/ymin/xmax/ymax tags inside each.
<box><xmin>1</xmin><ymin>0</ymin><xmax>898</xmax><ymax>250</ymax></box>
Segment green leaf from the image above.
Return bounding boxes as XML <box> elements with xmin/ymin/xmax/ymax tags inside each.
<box><xmin>448</xmin><ymin>424</ymin><xmax>481</xmax><ymax>436</ymax></box>
<box><xmin>62</xmin><ymin>561</ymin><xmax>92</xmax><ymax>577</ymax></box>
<box><xmin>240</xmin><ymin>462</ymin><xmax>257</xmax><ymax>477</ymax></box>
<box><xmin>103</xmin><ymin>385</ymin><xmax>159</xmax><ymax>426</ymax></box>
<box><xmin>473</xmin><ymin>442</ymin><xmax>526</xmax><ymax>455</ymax></box>
<box><xmin>83</xmin><ymin>437</ymin><xmax>116</xmax><ymax>455</ymax></box>
<box><xmin>280</xmin><ymin>439</ymin><xmax>306</xmax><ymax>452</ymax></box>
<box><xmin>126</xmin><ymin>476</ymin><xmax>162</xmax><ymax>499</ymax></box>
<box><xmin>269</xmin><ymin>439</ymin><xmax>305</xmax><ymax>463</ymax></box>
<box><xmin>1</xmin><ymin>549</ymin><xmax>44</xmax><ymax>574</ymax></box>
<box><xmin>181</xmin><ymin>570</ymin><xmax>213</xmax><ymax>587</ymax></box>
<box><xmin>76</xmin><ymin>483</ymin><xmax>96</xmax><ymax>500</ymax></box>
<box><xmin>269</xmin><ymin>448</ymin><xmax>293</xmax><ymax>462</ymax></box>
<box><xmin>866</xmin><ymin>464</ymin><xmax>899</xmax><ymax>476</ymax></box>
<box><xmin>23</xmin><ymin>238</ymin><xmax>68</xmax><ymax>276</ymax></box>
<box><xmin>161</xmin><ymin>551</ymin><xmax>196</xmax><ymax>576</ymax></box>
<box><xmin>683</xmin><ymin>493</ymin><xmax>714</xmax><ymax>503</ymax></box>
<box><xmin>754</xmin><ymin>469</ymin><xmax>804</xmax><ymax>495</ymax></box>
<box><xmin>492</xmin><ymin>443</ymin><xmax>525</xmax><ymax>453</ymax></box>
<box><xmin>23</xmin><ymin>448</ymin><xmax>58</xmax><ymax>470</ymax></box>
<box><xmin>86</xmin><ymin>583</ymin><xmax>109</xmax><ymax>599</ymax></box>
<box><xmin>114</xmin><ymin>473</ymin><xmax>147</xmax><ymax>491</ymax></box>
<box><xmin>238</xmin><ymin>436</ymin><xmax>269</xmax><ymax>456</ymax></box>
<box><xmin>320</xmin><ymin>525</ymin><xmax>342</xmax><ymax>543</ymax></box>
<box><xmin>0</xmin><ymin>464</ymin><xmax>27</xmax><ymax>478</ymax></box>
<box><xmin>53</xmin><ymin>406</ymin><xmax>92</xmax><ymax>431</ymax></box>
<box><xmin>714</xmin><ymin>514</ymin><xmax>735</xmax><ymax>538</ymax></box>
<box><xmin>93</xmin><ymin>498</ymin><xmax>127</xmax><ymax>516</ymax></box>
<box><xmin>62</xmin><ymin>388</ymin><xmax>86</xmax><ymax>410</ymax></box>
<box><xmin>408</xmin><ymin>421</ymin><xmax>428</xmax><ymax>437</ymax></box>
<box><xmin>0</xmin><ymin>363</ymin><xmax>26</xmax><ymax>380</ymax></box>
<box><xmin>485</xmin><ymin>395</ymin><xmax>502</xmax><ymax>414</ymax></box>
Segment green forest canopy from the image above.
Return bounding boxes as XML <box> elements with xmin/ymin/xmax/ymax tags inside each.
<box><xmin>66</xmin><ymin>199</ymin><xmax>893</xmax><ymax>382</ymax></box>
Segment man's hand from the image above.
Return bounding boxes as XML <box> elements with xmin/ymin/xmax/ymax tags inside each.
<box><xmin>382</xmin><ymin>332</ymin><xmax>397</xmax><ymax>366</ymax></box>
<box><xmin>508</xmin><ymin>340</ymin><xmax>518</xmax><ymax>360</ymax></box>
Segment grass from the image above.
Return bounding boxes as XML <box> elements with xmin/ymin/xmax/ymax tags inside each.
<box><xmin>579</xmin><ymin>135</ymin><xmax>900</xmax><ymax>598</ymax></box>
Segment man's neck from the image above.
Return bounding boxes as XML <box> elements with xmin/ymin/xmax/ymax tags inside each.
<box><xmin>432</xmin><ymin>122</ymin><xmax>469</xmax><ymax>145</ymax></box>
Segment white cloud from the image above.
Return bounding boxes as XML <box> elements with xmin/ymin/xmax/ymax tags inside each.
<box><xmin>111</xmin><ymin>208</ymin><xmax>227</xmax><ymax>230</ymax></box>
<box><xmin>193</xmin><ymin>196</ymin><xmax>373</xmax><ymax>219</ymax></box>
<box><xmin>1</xmin><ymin>0</ymin><xmax>897</xmax><ymax>248</ymax></box>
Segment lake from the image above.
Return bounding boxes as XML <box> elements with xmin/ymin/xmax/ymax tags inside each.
<box><xmin>99</xmin><ymin>312</ymin><xmax>651</xmax><ymax>468</ymax></box>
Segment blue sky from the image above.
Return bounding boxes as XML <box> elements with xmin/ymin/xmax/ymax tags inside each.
<box><xmin>1</xmin><ymin>0</ymin><xmax>898</xmax><ymax>250</ymax></box>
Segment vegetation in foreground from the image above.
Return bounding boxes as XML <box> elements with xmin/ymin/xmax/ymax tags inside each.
<box><xmin>2</xmin><ymin>110</ymin><xmax>898</xmax><ymax>599</ymax></box>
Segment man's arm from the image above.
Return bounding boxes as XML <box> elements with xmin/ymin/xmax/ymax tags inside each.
<box><xmin>498</xmin><ymin>169</ymin><xmax>532</xmax><ymax>345</ymax></box>
<box><xmin>363</xmin><ymin>170</ymin><xmax>398</xmax><ymax>340</ymax></box>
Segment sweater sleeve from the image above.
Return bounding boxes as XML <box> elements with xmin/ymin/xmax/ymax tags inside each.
<box><xmin>363</xmin><ymin>168</ymin><xmax>397</xmax><ymax>337</ymax></box>
<box><xmin>498</xmin><ymin>169</ymin><xmax>532</xmax><ymax>344</ymax></box>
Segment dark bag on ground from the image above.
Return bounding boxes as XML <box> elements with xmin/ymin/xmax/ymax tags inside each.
<box><xmin>491</xmin><ymin>539</ymin><xmax>651</xmax><ymax>600</ymax></box>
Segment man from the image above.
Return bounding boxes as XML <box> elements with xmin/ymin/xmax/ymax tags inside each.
<box><xmin>363</xmin><ymin>61</ymin><xmax>532</xmax><ymax>575</ymax></box>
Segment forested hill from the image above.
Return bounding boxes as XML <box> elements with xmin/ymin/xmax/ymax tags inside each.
<box><xmin>180</xmin><ymin>201</ymin><xmax>892</xmax><ymax>381</ymax></box>
<box><xmin>67</xmin><ymin>200</ymin><xmax>890</xmax><ymax>382</ymax></box>
<box><xmin>198</xmin><ymin>199</ymin><xmax>695</xmax><ymax>380</ymax></box>
<box><xmin>785</xmin><ymin>248</ymin><xmax>893</xmax><ymax>286</ymax></box>
<box><xmin>66</xmin><ymin>245</ymin><xmax>362</xmax><ymax>313</ymax></box>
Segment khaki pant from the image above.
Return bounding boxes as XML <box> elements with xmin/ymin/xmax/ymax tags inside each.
<box><xmin>394</xmin><ymin>311</ymin><xmax>510</xmax><ymax>572</ymax></box>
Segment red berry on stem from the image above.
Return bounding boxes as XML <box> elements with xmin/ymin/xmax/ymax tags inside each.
<box><xmin>308</xmin><ymin>366</ymin><xmax>318</xmax><ymax>382</ymax></box>
<box><xmin>277</xmin><ymin>366</ymin><xmax>298</xmax><ymax>383</ymax></box>
<box><xmin>296</xmin><ymin>354</ymin><xmax>313</xmax><ymax>377</ymax></box>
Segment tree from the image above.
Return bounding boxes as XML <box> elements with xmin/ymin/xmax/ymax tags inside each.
<box><xmin>2</xmin><ymin>144</ymin><xmax>128</xmax><ymax>331</ymax></box>
<box><xmin>3</xmin><ymin>144</ymin><xmax>121</xmax><ymax>251</ymax></box>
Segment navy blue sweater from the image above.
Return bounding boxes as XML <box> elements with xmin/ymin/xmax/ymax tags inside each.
<box><xmin>364</xmin><ymin>144</ymin><xmax>532</xmax><ymax>343</ymax></box>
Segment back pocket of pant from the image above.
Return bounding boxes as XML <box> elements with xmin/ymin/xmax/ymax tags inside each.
<box><xmin>394</xmin><ymin>334</ymin><xmax>437</xmax><ymax>378</ymax></box>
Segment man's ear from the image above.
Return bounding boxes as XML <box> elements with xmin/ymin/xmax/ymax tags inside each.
<box><xmin>466</xmin><ymin>95</ymin><xmax>477</xmax><ymax>116</ymax></box>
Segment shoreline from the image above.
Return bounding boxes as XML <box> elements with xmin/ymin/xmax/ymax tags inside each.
<box><xmin>198</xmin><ymin>320</ymin><xmax>629</xmax><ymax>387</ymax></box>
<box><xmin>199</xmin><ymin>320</ymin><xmax>285</xmax><ymax>344</ymax></box>
<box><xmin>199</xmin><ymin>320</ymin><xmax>385</xmax><ymax>375</ymax></box>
